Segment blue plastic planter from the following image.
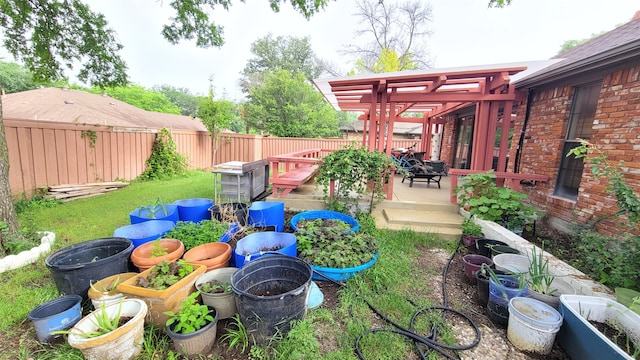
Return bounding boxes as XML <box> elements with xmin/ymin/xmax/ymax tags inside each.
<box><xmin>27</xmin><ymin>295</ymin><xmax>82</xmax><ymax>343</ymax></box>
<box><xmin>311</xmin><ymin>253</ymin><xmax>378</xmax><ymax>281</ymax></box>
<box><xmin>113</xmin><ymin>220</ymin><xmax>175</xmax><ymax>248</ymax></box>
<box><xmin>248</xmin><ymin>201</ymin><xmax>285</xmax><ymax>231</ymax></box>
<box><xmin>220</xmin><ymin>222</ymin><xmax>240</xmax><ymax>267</ymax></box>
<box><xmin>290</xmin><ymin>210</ymin><xmax>360</xmax><ymax>232</ymax></box>
<box><xmin>173</xmin><ymin>198</ymin><xmax>213</xmax><ymax>223</ymax></box>
<box><xmin>234</xmin><ymin>232</ymin><xmax>297</xmax><ymax>268</ymax></box>
<box><xmin>129</xmin><ymin>204</ymin><xmax>179</xmax><ymax>224</ymax></box>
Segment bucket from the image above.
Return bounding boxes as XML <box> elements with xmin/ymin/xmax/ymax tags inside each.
<box><xmin>493</xmin><ymin>253</ymin><xmax>530</xmax><ymax>275</ymax></box>
<box><xmin>488</xmin><ymin>275</ymin><xmax>528</xmax><ymax>327</ymax></box>
<box><xmin>490</xmin><ymin>245</ymin><xmax>521</xmax><ymax>258</ymax></box>
<box><xmin>27</xmin><ymin>294</ymin><xmax>83</xmax><ymax>343</ymax></box>
<box><xmin>474</xmin><ymin>268</ymin><xmax>509</xmax><ymax>306</ymax></box>
<box><xmin>248</xmin><ymin>201</ymin><xmax>285</xmax><ymax>232</ymax></box>
<box><xmin>113</xmin><ymin>220</ymin><xmax>175</xmax><ymax>249</ymax></box>
<box><xmin>234</xmin><ymin>232</ymin><xmax>297</xmax><ymax>268</ymax></box>
<box><xmin>210</xmin><ymin>203</ymin><xmax>248</xmax><ymax>226</ymax></box>
<box><xmin>173</xmin><ymin>198</ymin><xmax>213</xmax><ymax>223</ymax></box>
<box><xmin>45</xmin><ymin>238</ymin><xmax>133</xmax><ymax>299</ymax></box>
<box><xmin>129</xmin><ymin>204</ymin><xmax>179</xmax><ymax>224</ymax></box>
<box><xmin>508</xmin><ymin>297</ymin><xmax>563</xmax><ymax>354</ymax></box>
<box><xmin>475</xmin><ymin>239</ymin><xmax>508</xmax><ymax>258</ymax></box>
<box><xmin>231</xmin><ymin>255</ymin><xmax>312</xmax><ymax>345</ymax></box>
<box><xmin>290</xmin><ymin>210</ymin><xmax>360</xmax><ymax>232</ymax></box>
<box><xmin>462</xmin><ymin>254</ymin><xmax>493</xmax><ymax>284</ymax></box>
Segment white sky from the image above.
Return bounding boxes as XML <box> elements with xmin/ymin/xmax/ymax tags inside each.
<box><xmin>4</xmin><ymin>0</ymin><xmax>639</xmax><ymax>100</ymax></box>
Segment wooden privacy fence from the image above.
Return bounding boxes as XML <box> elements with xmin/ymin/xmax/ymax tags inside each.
<box><xmin>5</xmin><ymin>119</ymin><xmax>418</xmax><ymax>197</ymax></box>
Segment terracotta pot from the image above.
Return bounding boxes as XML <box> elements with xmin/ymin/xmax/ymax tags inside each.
<box><xmin>130</xmin><ymin>239</ymin><xmax>185</xmax><ymax>272</ymax></box>
<box><xmin>182</xmin><ymin>242</ymin><xmax>232</xmax><ymax>271</ymax></box>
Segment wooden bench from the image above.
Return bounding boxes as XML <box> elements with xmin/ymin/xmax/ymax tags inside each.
<box><xmin>268</xmin><ymin>149</ymin><xmax>322</xmax><ymax>197</ymax></box>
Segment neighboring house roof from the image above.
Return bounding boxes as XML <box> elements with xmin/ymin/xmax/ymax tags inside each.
<box><xmin>515</xmin><ymin>11</ymin><xmax>640</xmax><ymax>88</ymax></box>
<box><xmin>1</xmin><ymin>87</ymin><xmax>207</xmax><ymax>131</ymax></box>
<box><xmin>340</xmin><ymin>121</ymin><xmax>423</xmax><ymax>136</ymax></box>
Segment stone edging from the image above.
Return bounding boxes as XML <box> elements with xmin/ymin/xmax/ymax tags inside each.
<box><xmin>462</xmin><ymin>211</ymin><xmax>614</xmax><ymax>299</ymax></box>
<box><xmin>0</xmin><ymin>231</ymin><xmax>56</xmax><ymax>273</ymax></box>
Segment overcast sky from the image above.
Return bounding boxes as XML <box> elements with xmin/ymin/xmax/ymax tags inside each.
<box><xmin>6</xmin><ymin>0</ymin><xmax>639</xmax><ymax>100</ymax></box>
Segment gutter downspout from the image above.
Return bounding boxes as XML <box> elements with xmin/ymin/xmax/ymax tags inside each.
<box><xmin>514</xmin><ymin>89</ymin><xmax>535</xmax><ymax>173</ymax></box>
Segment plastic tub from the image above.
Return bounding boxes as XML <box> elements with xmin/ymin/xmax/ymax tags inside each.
<box><xmin>231</xmin><ymin>255</ymin><xmax>312</xmax><ymax>345</ymax></box>
<box><xmin>490</xmin><ymin>245</ymin><xmax>521</xmax><ymax>258</ymax></box>
<box><xmin>290</xmin><ymin>210</ymin><xmax>360</xmax><ymax>232</ymax></box>
<box><xmin>234</xmin><ymin>232</ymin><xmax>297</xmax><ymax>268</ymax></box>
<box><xmin>113</xmin><ymin>220</ymin><xmax>175</xmax><ymax>249</ymax></box>
<box><xmin>508</xmin><ymin>297</ymin><xmax>563</xmax><ymax>355</ymax></box>
<box><xmin>45</xmin><ymin>238</ymin><xmax>133</xmax><ymax>298</ymax></box>
<box><xmin>475</xmin><ymin>239</ymin><xmax>508</xmax><ymax>258</ymax></box>
<box><xmin>493</xmin><ymin>253</ymin><xmax>530</xmax><ymax>275</ymax></box>
<box><xmin>248</xmin><ymin>201</ymin><xmax>285</xmax><ymax>232</ymax></box>
<box><xmin>311</xmin><ymin>253</ymin><xmax>378</xmax><ymax>281</ymax></box>
<box><xmin>488</xmin><ymin>275</ymin><xmax>528</xmax><ymax>327</ymax></box>
<box><xmin>27</xmin><ymin>295</ymin><xmax>83</xmax><ymax>343</ymax></box>
<box><xmin>129</xmin><ymin>204</ymin><xmax>179</xmax><ymax>224</ymax></box>
<box><xmin>173</xmin><ymin>198</ymin><xmax>213</xmax><ymax>223</ymax></box>
<box><xmin>462</xmin><ymin>254</ymin><xmax>493</xmax><ymax>285</ymax></box>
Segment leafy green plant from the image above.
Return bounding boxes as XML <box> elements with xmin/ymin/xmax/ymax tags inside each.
<box><xmin>53</xmin><ymin>300</ymin><xmax>125</xmax><ymax>338</ymax></box>
<box><xmin>164</xmin><ymin>220</ymin><xmax>230</xmax><ymax>250</ymax></box>
<box><xmin>296</xmin><ymin>218</ymin><xmax>377</xmax><ymax>268</ymax></box>
<box><xmin>527</xmin><ymin>246</ymin><xmax>555</xmax><ymax>295</ymax></box>
<box><xmin>461</xmin><ymin>217</ymin><xmax>483</xmax><ymax>237</ymax></box>
<box><xmin>137</xmin><ymin>197</ymin><xmax>168</xmax><ymax>219</ymax></box>
<box><xmin>139</xmin><ymin>127</ymin><xmax>188</xmax><ymax>181</ymax></box>
<box><xmin>199</xmin><ymin>279</ymin><xmax>232</xmax><ymax>294</ymax></box>
<box><xmin>150</xmin><ymin>240</ymin><xmax>169</xmax><ymax>258</ymax></box>
<box><xmin>219</xmin><ymin>314</ymin><xmax>249</xmax><ymax>354</ymax></box>
<box><xmin>90</xmin><ymin>275</ymin><xmax>121</xmax><ymax>294</ymax></box>
<box><xmin>136</xmin><ymin>260</ymin><xmax>194</xmax><ymax>290</ymax></box>
<box><xmin>316</xmin><ymin>143</ymin><xmax>394</xmax><ymax>214</ymax></box>
<box><xmin>164</xmin><ymin>291</ymin><xmax>214</xmax><ymax>334</ymax></box>
<box><xmin>454</xmin><ymin>171</ymin><xmax>540</xmax><ymax>232</ymax></box>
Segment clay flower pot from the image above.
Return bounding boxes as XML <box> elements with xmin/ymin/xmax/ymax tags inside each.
<box><xmin>182</xmin><ymin>242</ymin><xmax>232</xmax><ymax>271</ymax></box>
<box><xmin>130</xmin><ymin>238</ymin><xmax>185</xmax><ymax>272</ymax></box>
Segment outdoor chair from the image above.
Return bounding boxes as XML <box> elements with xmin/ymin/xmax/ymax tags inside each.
<box><xmin>402</xmin><ymin>162</ymin><xmax>445</xmax><ymax>188</ymax></box>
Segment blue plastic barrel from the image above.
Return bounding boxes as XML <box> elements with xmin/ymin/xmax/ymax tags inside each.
<box><xmin>129</xmin><ymin>204</ymin><xmax>179</xmax><ymax>224</ymax></box>
<box><xmin>248</xmin><ymin>201</ymin><xmax>285</xmax><ymax>232</ymax></box>
<box><xmin>113</xmin><ymin>220</ymin><xmax>175</xmax><ymax>248</ymax></box>
<box><xmin>234</xmin><ymin>232</ymin><xmax>297</xmax><ymax>267</ymax></box>
<box><xmin>27</xmin><ymin>295</ymin><xmax>82</xmax><ymax>343</ymax></box>
<box><xmin>173</xmin><ymin>198</ymin><xmax>213</xmax><ymax>223</ymax></box>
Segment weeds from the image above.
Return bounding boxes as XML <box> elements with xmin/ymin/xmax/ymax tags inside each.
<box><xmin>219</xmin><ymin>314</ymin><xmax>249</xmax><ymax>354</ymax></box>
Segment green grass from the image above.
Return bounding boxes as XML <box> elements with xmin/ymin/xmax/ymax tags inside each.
<box><xmin>0</xmin><ymin>171</ymin><xmax>462</xmax><ymax>359</ymax></box>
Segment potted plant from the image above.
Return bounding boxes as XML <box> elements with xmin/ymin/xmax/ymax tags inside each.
<box><xmin>486</xmin><ymin>266</ymin><xmax>528</xmax><ymax>326</ymax></box>
<box><xmin>461</xmin><ymin>217</ymin><xmax>484</xmax><ymax>252</ymax></box>
<box><xmin>165</xmin><ymin>291</ymin><xmax>219</xmax><ymax>357</ymax></box>
<box><xmin>87</xmin><ymin>272</ymin><xmax>138</xmax><ymax>310</ymax></box>
<box><xmin>129</xmin><ymin>197</ymin><xmax>179</xmax><ymax>224</ymax></box>
<box><xmin>558</xmin><ymin>294</ymin><xmax>640</xmax><ymax>360</ymax></box>
<box><xmin>64</xmin><ymin>298</ymin><xmax>148</xmax><ymax>360</ymax></box>
<box><xmin>164</xmin><ymin>220</ymin><xmax>232</xmax><ymax>251</ymax></box>
<box><xmin>526</xmin><ymin>246</ymin><xmax>575</xmax><ymax>309</ymax></box>
<box><xmin>129</xmin><ymin>238</ymin><xmax>185</xmax><ymax>271</ymax></box>
<box><xmin>116</xmin><ymin>260</ymin><xmax>206</xmax><ymax>326</ymax></box>
<box><xmin>195</xmin><ymin>267</ymin><xmax>237</xmax><ymax>319</ymax></box>
<box><xmin>296</xmin><ymin>218</ymin><xmax>378</xmax><ymax>281</ymax></box>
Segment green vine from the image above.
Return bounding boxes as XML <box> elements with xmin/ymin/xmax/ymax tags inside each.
<box><xmin>316</xmin><ymin>143</ymin><xmax>393</xmax><ymax>214</ymax></box>
<box><xmin>568</xmin><ymin>139</ymin><xmax>640</xmax><ymax>230</ymax></box>
<box><xmin>81</xmin><ymin>130</ymin><xmax>97</xmax><ymax>149</ymax></box>
<box><xmin>139</xmin><ymin>128</ymin><xmax>188</xmax><ymax>181</ymax></box>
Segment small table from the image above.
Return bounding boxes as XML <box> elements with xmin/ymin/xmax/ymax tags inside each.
<box><xmin>212</xmin><ymin>160</ymin><xmax>269</xmax><ymax>202</ymax></box>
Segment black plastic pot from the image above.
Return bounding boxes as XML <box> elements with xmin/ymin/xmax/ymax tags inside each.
<box><xmin>231</xmin><ymin>254</ymin><xmax>311</xmax><ymax>345</ymax></box>
<box><xmin>45</xmin><ymin>237</ymin><xmax>133</xmax><ymax>299</ymax></box>
<box><xmin>209</xmin><ymin>203</ymin><xmax>248</xmax><ymax>226</ymax></box>
<box><xmin>490</xmin><ymin>245</ymin><xmax>521</xmax><ymax>258</ymax></box>
<box><xmin>475</xmin><ymin>239</ymin><xmax>508</xmax><ymax>258</ymax></box>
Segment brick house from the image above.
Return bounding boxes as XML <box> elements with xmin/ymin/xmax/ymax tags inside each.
<box><xmin>440</xmin><ymin>12</ymin><xmax>640</xmax><ymax>234</ymax></box>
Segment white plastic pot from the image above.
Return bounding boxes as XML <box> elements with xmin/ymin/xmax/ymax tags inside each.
<box><xmin>507</xmin><ymin>297</ymin><xmax>563</xmax><ymax>354</ymax></box>
<box><xmin>493</xmin><ymin>253</ymin><xmax>530</xmax><ymax>274</ymax></box>
<box><xmin>68</xmin><ymin>299</ymin><xmax>148</xmax><ymax>360</ymax></box>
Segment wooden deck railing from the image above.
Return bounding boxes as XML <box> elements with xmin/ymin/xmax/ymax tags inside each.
<box><xmin>448</xmin><ymin>169</ymin><xmax>549</xmax><ymax>203</ymax></box>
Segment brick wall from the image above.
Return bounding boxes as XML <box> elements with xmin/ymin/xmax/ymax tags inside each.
<box><xmin>512</xmin><ymin>65</ymin><xmax>640</xmax><ymax>235</ymax></box>
<box><xmin>439</xmin><ymin>114</ymin><xmax>456</xmax><ymax>167</ymax></box>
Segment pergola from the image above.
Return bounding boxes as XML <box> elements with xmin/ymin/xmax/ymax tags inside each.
<box><xmin>313</xmin><ymin>62</ymin><xmax>548</xmax><ymax>171</ymax></box>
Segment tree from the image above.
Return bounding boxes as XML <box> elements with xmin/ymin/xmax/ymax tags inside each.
<box><xmin>153</xmin><ymin>85</ymin><xmax>201</xmax><ymax>117</ymax></box>
<box><xmin>89</xmin><ymin>85</ymin><xmax>182</xmax><ymax>114</ymax></box>
<box><xmin>244</xmin><ymin>70</ymin><xmax>340</xmax><ymax>138</ymax></box>
<box><xmin>344</xmin><ymin>0</ymin><xmax>433</xmax><ymax>73</ymax></box>
<box><xmin>0</xmin><ymin>61</ymin><xmax>38</xmax><ymax>93</ymax></box>
<box><xmin>0</xmin><ymin>0</ymin><xmax>332</xmax><ymax>255</ymax></box>
<box><xmin>240</xmin><ymin>34</ymin><xmax>322</xmax><ymax>93</ymax></box>
<box><xmin>488</xmin><ymin>0</ymin><xmax>512</xmax><ymax>7</ymax></box>
<box><xmin>197</xmin><ymin>91</ymin><xmax>237</xmax><ymax>167</ymax></box>
<box><xmin>557</xmin><ymin>31</ymin><xmax>608</xmax><ymax>55</ymax></box>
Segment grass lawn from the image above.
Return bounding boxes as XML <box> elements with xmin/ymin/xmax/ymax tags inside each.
<box><xmin>0</xmin><ymin>171</ymin><xmax>461</xmax><ymax>359</ymax></box>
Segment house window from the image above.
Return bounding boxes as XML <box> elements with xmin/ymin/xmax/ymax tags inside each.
<box><xmin>555</xmin><ymin>81</ymin><xmax>601</xmax><ymax>200</ymax></box>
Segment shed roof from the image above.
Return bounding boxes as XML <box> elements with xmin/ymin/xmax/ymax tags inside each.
<box><xmin>1</xmin><ymin>87</ymin><xmax>207</xmax><ymax>131</ymax></box>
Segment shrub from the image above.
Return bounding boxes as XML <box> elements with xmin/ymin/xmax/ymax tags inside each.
<box><xmin>139</xmin><ymin>128</ymin><xmax>188</xmax><ymax>181</ymax></box>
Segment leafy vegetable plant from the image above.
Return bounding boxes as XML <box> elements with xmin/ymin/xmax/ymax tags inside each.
<box><xmin>165</xmin><ymin>291</ymin><xmax>214</xmax><ymax>334</ymax></box>
<box><xmin>200</xmin><ymin>279</ymin><xmax>232</xmax><ymax>294</ymax></box>
<box><xmin>164</xmin><ymin>220</ymin><xmax>230</xmax><ymax>250</ymax></box>
<box><xmin>136</xmin><ymin>260</ymin><xmax>194</xmax><ymax>290</ymax></box>
<box><xmin>150</xmin><ymin>240</ymin><xmax>169</xmax><ymax>258</ymax></box>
